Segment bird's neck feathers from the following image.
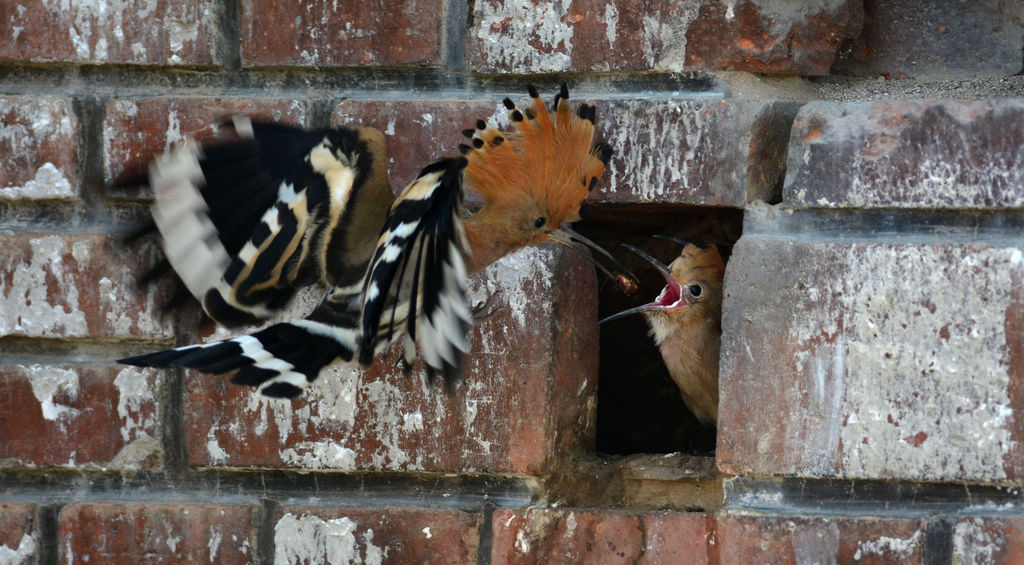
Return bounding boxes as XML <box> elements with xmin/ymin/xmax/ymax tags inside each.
<box><xmin>646</xmin><ymin>305</ymin><xmax>721</xmax><ymax>347</ymax></box>
<box><xmin>462</xmin><ymin>209</ymin><xmax>526</xmax><ymax>273</ymax></box>
<box><xmin>645</xmin><ymin>313</ymin><xmax>674</xmax><ymax>346</ymax></box>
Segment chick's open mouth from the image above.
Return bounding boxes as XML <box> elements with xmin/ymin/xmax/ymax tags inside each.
<box><xmin>655</xmin><ymin>280</ymin><xmax>683</xmax><ymax>308</ymax></box>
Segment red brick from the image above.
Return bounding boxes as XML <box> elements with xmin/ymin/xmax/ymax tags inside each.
<box><xmin>0</xmin><ymin>95</ymin><xmax>78</xmax><ymax>201</ymax></box>
<box><xmin>716</xmin><ymin>514</ymin><xmax>925</xmax><ymax>564</ymax></box>
<box><xmin>466</xmin><ymin>0</ymin><xmax>861</xmax><ymax>75</ymax></box>
<box><xmin>0</xmin><ymin>234</ymin><xmax>171</xmax><ymax>340</ymax></box>
<box><xmin>834</xmin><ymin>0</ymin><xmax>1024</xmax><ymax>79</ymax></box>
<box><xmin>0</xmin><ymin>364</ymin><xmax>161</xmax><ymax>470</ymax></box>
<box><xmin>333</xmin><ymin>96</ymin><xmax>798</xmax><ymax>207</ymax></box>
<box><xmin>1</xmin><ymin>0</ymin><xmax>219</xmax><ymax>65</ymax></box>
<box><xmin>109</xmin><ymin>93</ymin><xmax>786</xmax><ymax>209</ymax></box>
<box><xmin>184</xmin><ymin>245</ymin><xmax>597</xmax><ymax>473</ymax></box>
<box><xmin>0</xmin><ymin>503</ymin><xmax>37</xmax><ymax>564</ymax></box>
<box><xmin>491</xmin><ymin>508</ymin><xmax>644</xmax><ymax>565</ymax></box>
<box><xmin>682</xmin><ymin>0</ymin><xmax>863</xmax><ymax>75</ymax></box>
<box><xmin>275</xmin><ymin>507</ymin><xmax>479</xmax><ymax>564</ymax></box>
<box><xmin>784</xmin><ymin>100</ymin><xmax>1024</xmax><ymax>209</ymax></box>
<box><xmin>640</xmin><ymin>513</ymin><xmax>712</xmax><ymax>565</ymax></box>
<box><xmin>719</xmin><ymin>235</ymin><xmax>1024</xmax><ymax>481</ymax></box>
<box><xmin>104</xmin><ymin>97</ymin><xmax>308</xmax><ymax>187</ymax></box>
<box><xmin>593</xmin><ymin>99</ymin><xmax>800</xmax><ymax>206</ymax></box>
<box><xmin>490</xmin><ymin>509</ymin><xmax>711</xmax><ymax>564</ymax></box>
<box><xmin>59</xmin><ymin>503</ymin><xmax>256</xmax><ymax>564</ymax></box>
<box><xmin>331</xmin><ymin>99</ymin><xmax>498</xmax><ymax>194</ymax></box>
<box><xmin>487</xmin><ymin>511</ymin><xmax>925</xmax><ymax>564</ymax></box>
<box><xmin>241</xmin><ymin>0</ymin><xmax>444</xmax><ymax>67</ymax></box>
<box><xmin>953</xmin><ymin>516</ymin><xmax>1024</xmax><ymax>563</ymax></box>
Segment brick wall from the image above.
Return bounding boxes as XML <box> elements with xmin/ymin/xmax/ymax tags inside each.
<box><xmin>3</xmin><ymin>1</ymin><xmax>1024</xmax><ymax>563</ymax></box>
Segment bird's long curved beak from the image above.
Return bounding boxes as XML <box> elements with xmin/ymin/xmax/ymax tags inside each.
<box><xmin>599</xmin><ymin>244</ymin><xmax>685</xmax><ymax>324</ymax></box>
<box><xmin>621</xmin><ymin>243</ymin><xmax>672</xmax><ymax>279</ymax></box>
<box><xmin>598</xmin><ymin>302</ymin><xmax>664</xmax><ymax>324</ymax></box>
<box><xmin>548</xmin><ymin>226</ymin><xmax>639</xmax><ymax>295</ymax></box>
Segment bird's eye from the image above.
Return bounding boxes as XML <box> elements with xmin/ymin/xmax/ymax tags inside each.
<box><xmin>533</xmin><ymin>217</ymin><xmax>546</xmax><ymax>229</ymax></box>
<box><xmin>686</xmin><ymin>284</ymin><xmax>703</xmax><ymax>300</ymax></box>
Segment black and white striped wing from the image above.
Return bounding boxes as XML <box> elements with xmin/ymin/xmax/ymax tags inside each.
<box><xmin>119</xmin><ymin>318</ymin><xmax>358</xmax><ymax>398</ymax></box>
<box><xmin>147</xmin><ymin>119</ymin><xmax>389</xmax><ymax>325</ymax></box>
<box><xmin>120</xmin><ymin>155</ymin><xmax>470</xmax><ymax>398</ymax></box>
<box><xmin>357</xmin><ymin>157</ymin><xmax>473</xmax><ymax>386</ymax></box>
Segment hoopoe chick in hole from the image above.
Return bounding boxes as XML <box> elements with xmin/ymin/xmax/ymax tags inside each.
<box><xmin>119</xmin><ymin>84</ymin><xmax>636</xmax><ymax>398</ymax></box>
<box><xmin>602</xmin><ymin>241</ymin><xmax>726</xmax><ymax>426</ymax></box>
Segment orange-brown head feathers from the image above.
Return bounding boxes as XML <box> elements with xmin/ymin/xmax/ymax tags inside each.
<box><xmin>673</xmin><ymin>244</ymin><xmax>726</xmax><ymax>297</ymax></box>
<box><xmin>460</xmin><ymin>84</ymin><xmax>612</xmax><ymax>268</ymax></box>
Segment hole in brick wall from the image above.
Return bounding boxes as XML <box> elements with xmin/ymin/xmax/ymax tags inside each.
<box><xmin>577</xmin><ymin>204</ymin><xmax>743</xmax><ymax>456</ymax></box>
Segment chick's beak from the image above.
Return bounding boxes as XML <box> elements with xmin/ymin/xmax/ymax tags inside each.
<box><xmin>599</xmin><ymin>244</ymin><xmax>687</xmax><ymax>324</ymax></box>
<box><xmin>547</xmin><ymin>226</ymin><xmax>639</xmax><ymax>295</ymax></box>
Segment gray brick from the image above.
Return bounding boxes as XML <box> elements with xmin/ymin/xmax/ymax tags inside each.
<box><xmin>834</xmin><ymin>0</ymin><xmax>1024</xmax><ymax>79</ymax></box>
<box><xmin>784</xmin><ymin>100</ymin><xmax>1024</xmax><ymax>210</ymax></box>
<box><xmin>719</xmin><ymin>234</ymin><xmax>1024</xmax><ymax>481</ymax></box>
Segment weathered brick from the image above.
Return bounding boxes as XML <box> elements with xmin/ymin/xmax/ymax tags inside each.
<box><xmin>953</xmin><ymin>516</ymin><xmax>1024</xmax><ymax>563</ymax></box>
<box><xmin>104</xmin><ymin>97</ymin><xmax>307</xmax><ymax>187</ymax></box>
<box><xmin>0</xmin><ymin>234</ymin><xmax>171</xmax><ymax>340</ymax></box>
<box><xmin>491</xmin><ymin>509</ymin><xmax>711</xmax><ymax>564</ymax></box>
<box><xmin>241</xmin><ymin>0</ymin><xmax>444</xmax><ymax>67</ymax></box>
<box><xmin>594</xmin><ymin>99</ymin><xmax>801</xmax><ymax>206</ymax></box>
<box><xmin>784</xmin><ymin>100</ymin><xmax>1024</xmax><ymax>209</ymax></box>
<box><xmin>122</xmin><ymin>94</ymin><xmax>776</xmax><ymax>210</ymax></box>
<box><xmin>0</xmin><ymin>95</ymin><xmax>78</xmax><ymax>201</ymax></box>
<box><xmin>491</xmin><ymin>508</ymin><xmax>644</xmax><ymax>564</ymax></box>
<box><xmin>331</xmin><ymin>99</ymin><xmax>499</xmax><ymax>194</ymax></box>
<box><xmin>1</xmin><ymin>0</ymin><xmax>219</xmax><ymax>65</ymax></box>
<box><xmin>59</xmin><ymin>503</ymin><xmax>256</xmax><ymax>564</ymax></box>
<box><xmin>681</xmin><ymin>0</ymin><xmax>863</xmax><ymax>75</ymax></box>
<box><xmin>0</xmin><ymin>503</ymin><xmax>37</xmax><ymax>564</ymax></box>
<box><xmin>834</xmin><ymin>0</ymin><xmax>1024</xmax><ymax>79</ymax></box>
<box><xmin>0</xmin><ymin>364</ymin><xmax>161</xmax><ymax>470</ymax></box>
<box><xmin>614</xmin><ymin>454</ymin><xmax>723</xmax><ymax>513</ymax></box>
<box><xmin>466</xmin><ymin>0</ymin><xmax>862</xmax><ymax>75</ymax></box>
<box><xmin>639</xmin><ymin>513</ymin><xmax>712</xmax><ymax>565</ymax></box>
<box><xmin>274</xmin><ymin>507</ymin><xmax>479</xmax><ymax>564</ymax></box>
<box><xmin>716</xmin><ymin>514</ymin><xmax>925</xmax><ymax>564</ymax></box>
<box><xmin>184</xmin><ymin>245</ymin><xmax>597</xmax><ymax>473</ymax></box>
<box><xmin>333</xmin><ymin>96</ymin><xmax>798</xmax><ymax>206</ymax></box>
<box><xmin>719</xmin><ymin>234</ymin><xmax>1024</xmax><ymax>482</ymax></box>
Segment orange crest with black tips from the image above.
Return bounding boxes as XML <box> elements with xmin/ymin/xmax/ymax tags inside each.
<box><xmin>461</xmin><ymin>84</ymin><xmax>611</xmax><ymax>226</ymax></box>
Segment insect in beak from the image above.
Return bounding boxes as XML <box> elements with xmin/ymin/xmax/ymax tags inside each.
<box><xmin>547</xmin><ymin>226</ymin><xmax>639</xmax><ymax>295</ymax></box>
<box><xmin>599</xmin><ymin>244</ymin><xmax>687</xmax><ymax>324</ymax></box>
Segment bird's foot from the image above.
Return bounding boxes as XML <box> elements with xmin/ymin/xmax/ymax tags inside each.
<box><xmin>471</xmin><ymin>291</ymin><xmax>506</xmax><ymax>323</ymax></box>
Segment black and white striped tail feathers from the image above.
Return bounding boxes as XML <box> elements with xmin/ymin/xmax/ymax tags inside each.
<box><xmin>146</xmin><ymin>118</ymin><xmax>387</xmax><ymax>326</ymax></box>
<box><xmin>119</xmin><ymin>319</ymin><xmax>358</xmax><ymax>398</ymax></box>
<box><xmin>146</xmin><ymin>140</ymin><xmax>231</xmax><ymax>310</ymax></box>
<box><xmin>358</xmin><ymin>157</ymin><xmax>473</xmax><ymax>386</ymax></box>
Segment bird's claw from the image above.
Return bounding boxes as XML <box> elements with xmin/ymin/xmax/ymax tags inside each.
<box><xmin>471</xmin><ymin>291</ymin><xmax>506</xmax><ymax>323</ymax></box>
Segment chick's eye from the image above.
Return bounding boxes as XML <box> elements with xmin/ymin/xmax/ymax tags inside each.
<box><xmin>533</xmin><ymin>217</ymin><xmax>546</xmax><ymax>229</ymax></box>
<box><xmin>686</xmin><ymin>284</ymin><xmax>703</xmax><ymax>299</ymax></box>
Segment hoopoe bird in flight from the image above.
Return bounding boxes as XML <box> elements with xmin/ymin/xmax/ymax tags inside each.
<box><xmin>120</xmin><ymin>85</ymin><xmax>634</xmax><ymax>398</ymax></box>
<box><xmin>601</xmin><ymin>241</ymin><xmax>726</xmax><ymax>426</ymax></box>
